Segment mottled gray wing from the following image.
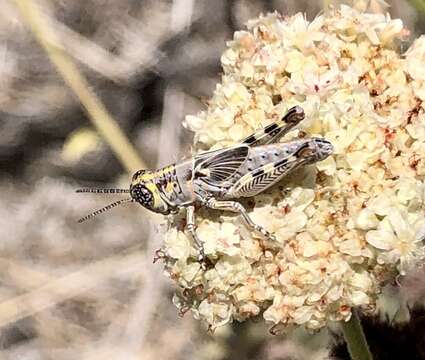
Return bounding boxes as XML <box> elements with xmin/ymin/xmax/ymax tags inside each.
<box><xmin>227</xmin><ymin>155</ymin><xmax>300</xmax><ymax>198</ymax></box>
<box><xmin>193</xmin><ymin>144</ymin><xmax>249</xmax><ymax>184</ymax></box>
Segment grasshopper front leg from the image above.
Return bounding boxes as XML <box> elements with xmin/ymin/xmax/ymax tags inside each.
<box><xmin>186</xmin><ymin>205</ymin><xmax>207</xmax><ymax>265</ymax></box>
<box><xmin>204</xmin><ymin>198</ymin><xmax>276</xmax><ymax>241</ymax></box>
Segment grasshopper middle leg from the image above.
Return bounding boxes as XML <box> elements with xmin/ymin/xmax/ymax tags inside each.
<box><xmin>186</xmin><ymin>205</ymin><xmax>207</xmax><ymax>264</ymax></box>
<box><xmin>204</xmin><ymin>198</ymin><xmax>276</xmax><ymax>241</ymax></box>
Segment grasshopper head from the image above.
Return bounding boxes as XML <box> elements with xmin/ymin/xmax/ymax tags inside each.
<box><xmin>130</xmin><ymin>170</ymin><xmax>171</xmax><ymax>215</ymax></box>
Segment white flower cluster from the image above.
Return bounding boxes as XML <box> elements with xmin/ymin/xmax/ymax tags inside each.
<box><xmin>163</xmin><ymin>5</ymin><xmax>425</xmax><ymax>331</ymax></box>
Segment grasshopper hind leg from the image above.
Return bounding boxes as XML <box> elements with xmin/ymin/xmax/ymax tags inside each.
<box><xmin>204</xmin><ymin>198</ymin><xmax>276</xmax><ymax>241</ymax></box>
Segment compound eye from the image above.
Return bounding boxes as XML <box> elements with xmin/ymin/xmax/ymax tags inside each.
<box><xmin>131</xmin><ymin>184</ymin><xmax>153</xmax><ymax>208</ymax></box>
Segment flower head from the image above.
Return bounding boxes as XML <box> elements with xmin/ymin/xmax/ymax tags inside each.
<box><xmin>162</xmin><ymin>5</ymin><xmax>425</xmax><ymax>331</ymax></box>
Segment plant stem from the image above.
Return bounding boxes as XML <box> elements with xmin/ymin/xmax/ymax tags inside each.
<box><xmin>13</xmin><ymin>0</ymin><xmax>146</xmax><ymax>173</ymax></box>
<box><xmin>341</xmin><ymin>310</ymin><xmax>373</xmax><ymax>360</ymax></box>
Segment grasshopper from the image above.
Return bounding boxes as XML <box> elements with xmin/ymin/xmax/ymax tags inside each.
<box><xmin>77</xmin><ymin>106</ymin><xmax>333</xmax><ymax>261</ymax></box>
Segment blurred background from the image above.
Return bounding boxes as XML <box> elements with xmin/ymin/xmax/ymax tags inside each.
<box><xmin>2</xmin><ymin>0</ymin><xmax>425</xmax><ymax>359</ymax></box>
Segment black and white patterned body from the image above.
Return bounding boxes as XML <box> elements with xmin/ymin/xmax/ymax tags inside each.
<box><xmin>77</xmin><ymin>106</ymin><xmax>334</xmax><ymax>264</ymax></box>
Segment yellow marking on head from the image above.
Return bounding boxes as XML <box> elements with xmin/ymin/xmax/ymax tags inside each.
<box><xmin>131</xmin><ymin>170</ymin><xmax>156</xmax><ymax>185</ymax></box>
<box><xmin>145</xmin><ymin>182</ymin><xmax>162</xmax><ymax>208</ymax></box>
<box><xmin>140</xmin><ymin>172</ymin><xmax>156</xmax><ymax>182</ymax></box>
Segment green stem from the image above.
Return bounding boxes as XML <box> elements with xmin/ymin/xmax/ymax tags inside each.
<box><xmin>341</xmin><ymin>310</ymin><xmax>373</xmax><ymax>360</ymax></box>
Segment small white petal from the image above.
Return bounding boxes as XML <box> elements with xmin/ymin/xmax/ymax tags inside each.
<box><xmin>366</xmin><ymin>230</ymin><xmax>394</xmax><ymax>250</ymax></box>
<box><xmin>355</xmin><ymin>208</ymin><xmax>379</xmax><ymax>230</ymax></box>
<box><xmin>293</xmin><ymin>306</ymin><xmax>314</xmax><ymax>324</ymax></box>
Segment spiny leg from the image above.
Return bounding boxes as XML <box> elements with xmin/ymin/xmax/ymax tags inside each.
<box><xmin>186</xmin><ymin>205</ymin><xmax>207</xmax><ymax>265</ymax></box>
<box><xmin>204</xmin><ymin>198</ymin><xmax>276</xmax><ymax>241</ymax></box>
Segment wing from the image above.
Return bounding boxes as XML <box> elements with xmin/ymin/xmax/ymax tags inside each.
<box><xmin>227</xmin><ymin>155</ymin><xmax>300</xmax><ymax>198</ymax></box>
<box><xmin>193</xmin><ymin>144</ymin><xmax>249</xmax><ymax>184</ymax></box>
<box><xmin>242</xmin><ymin>106</ymin><xmax>305</xmax><ymax>147</ymax></box>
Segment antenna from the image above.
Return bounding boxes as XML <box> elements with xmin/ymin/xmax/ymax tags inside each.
<box><xmin>76</xmin><ymin>188</ymin><xmax>130</xmax><ymax>194</ymax></box>
<box><xmin>78</xmin><ymin>198</ymin><xmax>134</xmax><ymax>223</ymax></box>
